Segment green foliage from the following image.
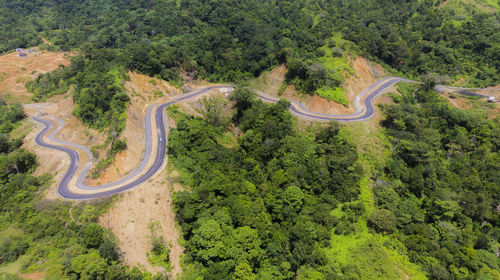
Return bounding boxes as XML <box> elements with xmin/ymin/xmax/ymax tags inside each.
<box><xmin>0</xmin><ymin>101</ymin><xmax>24</xmax><ymax>134</ymax></box>
<box><xmin>379</xmin><ymin>85</ymin><xmax>500</xmax><ymax>279</ymax></box>
<box><xmin>71</xmin><ymin>53</ymin><xmax>130</xmax><ymax>132</ymax></box>
<box><xmin>327</xmin><ymin>0</ymin><xmax>499</xmax><ymax>86</ymax></box>
<box><xmin>198</xmin><ymin>96</ymin><xmax>230</xmax><ymax>128</ymax></box>
<box><xmin>78</xmin><ymin>223</ymin><xmax>104</xmax><ymax>249</ymax></box>
<box><xmin>169</xmin><ymin>88</ymin><xmax>361</xmax><ymax>279</ymax></box>
<box><xmin>316</xmin><ymin>87</ymin><xmax>348</xmax><ymax>106</ymax></box>
<box><xmin>26</xmin><ymin>65</ymin><xmax>71</xmax><ymax>101</ymax></box>
<box><xmin>368</xmin><ymin>210</ymin><xmax>397</xmax><ymax>234</ymax></box>
<box><xmin>0</xmin><ymin>236</ymin><xmax>29</xmax><ymax>264</ymax></box>
<box><xmin>1</xmin><ymin>0</ymin><xmax>498</xmax><ymax>88</ymax></box>
<box><xmin>110</xmin><ymin>139</ymin><xmax>127</xmax><ymax>156</ymax></box>
<box><xmin>0</xmin><ymin>105</ymin><xmax>145</xmax><ymax>278</ymax></box>
<box><xmin>147</xmin><ymin>222</ymin><xmax>171</xmax><ymax>270</ymax></box>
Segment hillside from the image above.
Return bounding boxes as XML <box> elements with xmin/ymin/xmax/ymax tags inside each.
<box><xmin>0</xmin><ymin>50</ymin><xmax>71</xmax><ymax>103</ymax></box>
<box><xmin>0</xmin><ymin>1</ymin><xmax>499</xmax><ymax>280</ymax></box>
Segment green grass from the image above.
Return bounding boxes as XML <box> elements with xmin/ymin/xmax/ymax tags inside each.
<box><xmin>313</xmin><ymin>32</ymin><xmax>359</xmax><ymax>106</ymax></box>
<box><xmin>0</xmin><ymin>254</ymin><xmax>29</xmax><ymax>275</ymax></box>
<box><xmin>16</xmin><ymin>76</ymin><xmax>31</xmax><ymax>84</ymax></box>
<box><xmin>316</xmin><ymin>87</ymin><xmax>348</xmax><ymax>106</ymax></box>
<box><xmin>9</xmin><ymin>119</ymin><xmax>32</xmax><ymax>139</ymax></box>
<box><xmin>153</xmin><ymin>90</ymin><xmax>164</xmax><ymax>98</ymax></box>
<box><xmin>440</xmin><ymin>0</ymin><xmax>498</xmax><ymax>24</ymax></box>
<box><xmin>216</xmin><ymin>131</ymin><xmax>237</xmax><ymax>149</ymax></box>
<box><xmin>318</xmin><ymin>46</ymin><xmax>355</xmax><ymax>77</ymax></box>
<box><xmin>326</xmin><ymin>187</ymin><xmax>427</xmax><ymax>280</ymax></box>
<box><xmin>167</xmin><ymin>104</ymin><xmax>190</xmax><ymax>123</ymax></box>
<box><xmin>323</xmin><ymin>125</ymin><xmax>427</xmax><ymax>280</ymax></box>
<box><xmin>0</xmin><ymin>72</ymin><xmax>9</xmax><ymax>83</ymax></box>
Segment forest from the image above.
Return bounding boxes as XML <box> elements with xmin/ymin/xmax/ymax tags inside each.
<box><xmin>169</xmin><ymin>89</ymin><xmax>361</xmax><ymax>279</ymax></box>
<box><xmin>378</xmin><ymin>83</ymin><xmax>500</xmax><ymax>279</ymax></box>
<box><xmin>165</xmin><ymin>86</ymin><xmax>500</xmax><ymax>279</ymax></box>
<box><xmin>1</xmin><ymin>0</ymin><xmax>499</xmax><ymax>87</ymax></box>
<box><xmin>0</xmin><ymin>0</ymin><xmax>498</xmax><ymax>279</ymax></box>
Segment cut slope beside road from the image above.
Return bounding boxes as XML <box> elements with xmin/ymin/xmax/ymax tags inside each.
<box><xmin>31</xmin><ymin>78</ymin><xmax>500</xmax><ymax>200</ymax></box>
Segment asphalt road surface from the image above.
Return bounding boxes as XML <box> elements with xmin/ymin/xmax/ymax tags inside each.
<box><xmin>32</xmin><ymin>78</ymin><xmax>499</xmax><ymax>199</ymax></box>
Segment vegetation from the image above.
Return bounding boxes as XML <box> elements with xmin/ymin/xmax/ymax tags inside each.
<box><xmin>2</xmin><ymin>0</ymin><xmax>497</xmax><ymax>88</ymax></box>
<box><xmin>147</xmin><ymin>222</ymin><xmax>171</xmax><ymax>271</ymax></box>
<box><xmin>169</xmin><ymin>88</ymin><xmax>362</xmax><ymax>279</ymax></box>
<box><xmin>0</xmin><ymin>100</ymin><xmax>148</xmax><ymax>279</ymax></box>
<box><xmin>26</xmin><ymin>49</ymin><xmax>131</xmax><ymax>174</ymax></box>
<box><xmin>0</xmin><ymin>1</ymin><xmax>499</xmax><ymax>279</ymax></box>
<box><xmin>377</xmin><ymin>83</ymin><xmax>500</xmax><ymax>279</ymax></box>
<box><xmin>316</xmin><ymin>87</ymin><xmax>348</xmax><ymax>106</ymax></box>
<box><xmin>26</xmin><ymin>65</ymin><xmax>71</xmax><ymax>102</ymax></box>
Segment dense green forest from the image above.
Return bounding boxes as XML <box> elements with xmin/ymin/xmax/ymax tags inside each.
<box><xmin>2</xmin><ymin>0</ymin><xmax>499</xmax><ymax>87</ymax></box>
<box><xmin>169</xmin><ymin>89</ymin><xmax>362</xmax><ymax>279</ymax></box>
<box><xmin>11</xmin><ymin>0</ymin><xmax>500</xmax><ymax>127</ymax></box>
<box><xmin>1</xmin><ymin>0</ymin><xmax>499</xmax><ymax>279</ymax></box>
<box><xmin>166</xmin><ymin>86</ymin><xmax>500</xmax><ymax>279</ymax></box>
<box><xmin>377</xmin><ymin>83</ymin><xmax>500</xmax><ymax>279</ymax></box>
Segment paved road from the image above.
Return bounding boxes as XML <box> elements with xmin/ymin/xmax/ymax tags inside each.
<box><xmin>33</xmin><ymin>86</ymin><xmax>228</xmax><ymax>199</ymax></box>
<box><xmin>32</xmin><ymin>78</ymin><xmax>499</xmax><ymax>199</ymax></box>
<box><xmin>45</xmin><ymin>106</ymin><xmax>154</xmax><ymax>190</ymax></box>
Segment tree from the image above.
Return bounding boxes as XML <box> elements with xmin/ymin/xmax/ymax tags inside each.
<box><xmin>199</xmin><ymin>96</ymin><xmax>230</xmax><ymax>127</ymax></box>
<box><xmin>190</xmin><ymin>219</ymin><xmax>225</xmax><ymax>263</ymax></box>
<box><xmin>69</xmin><ymin>251</ymin><xmax>109</xmax><ymax>280</ymax></box>
<box><xmin>233</xmin><ymin>262</ymin><xmax>256</xmax><ymax>280</ymax></box>
<box><xmin>283</xmin><ymin>186</ymin><xmax>304</xmax><ymax>211</ymax></box>
<box><xmin>99</xmin><ymin>238</ymin><xmax>119</xmax><ymax>262</ymax></box>
<box><xmin>79</xmin><ymin>223</ymin><xmax>105</xmax><ymax>249</ymax></box>
<box><xmin>368</xmin><ymin>210</ymin><xmax>397</xmax><ymax>233</ymax></box>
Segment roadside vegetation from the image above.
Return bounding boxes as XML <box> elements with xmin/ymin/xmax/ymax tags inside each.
<box><xmin>26</xmin><ymin>49</ymin><xmax>131</xmax><ymax>174</ymax></box>
<box><xmin>0</xmin><ymin>100</ymin><xmax>151</xmax><ymax>279</ymax></box>
<box><xmin>0</xmin><ymin>0</ymin><xmax>498</xmax><ymax>279</ymax></box>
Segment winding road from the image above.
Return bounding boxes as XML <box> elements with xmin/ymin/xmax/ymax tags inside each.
<box><xmin>31</xmin><ymin>77</ymin><xmax>499</xmax><ymax>199</ymax></box>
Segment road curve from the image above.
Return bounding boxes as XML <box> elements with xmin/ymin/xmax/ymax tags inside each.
<box><xmin>33</xmin><ymin>86</ymin><xmax>229</xmax><ymax>199</ymax></box>
<box><xmin>32</xmin><ymin>77</ymin><xmax>499</xmax><ymax>199</ymax></box>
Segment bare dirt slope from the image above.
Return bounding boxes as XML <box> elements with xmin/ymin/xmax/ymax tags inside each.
<box><xmin>82</xmin><ymin>71</ymin><xmax>180</xmax><ymax>185</ymax></box>
<box><xmin>7</xmin><ymin>58</ymin><xmax>186</xmax><ymax>276</ymax></box>
<box><xmin>440</xmin><ymin>83</ymin><xmax>500</xmax><ymax>119</ymax></box>
<box><xmin>22</xmin><ymin>96</ymin><xmax>107</xmax><ymax>199</ymax></box>
<box><xmin>0</xmin><ymin>48</ymin><xmax>104</xmax><ymax>199</ymax></box>
<box><xmin>99</xmin><ymin>167</ymin><xmax>183</xmax><ymax>277</ymax></box>
<box><xmin>250</xmin><ymin>56</ymin><xmax>389</xmax><ymax>115</ymax></box>
<box><xmin>94</xmin><ymin>72</ymin><xmax>187</xmax><ymax>277</ymax></box>
<box><xmin>97</xmin><ymin>86</ymin><xmax>229</xmax><ymax>277</ymax></box>
<box><xmin>0</xmin><ymin>50</ymin><xmax>70</xmax><ymax>103</ymax></box>
<box><xmin>0</xmin><ymin>49</ymin><xmax>87</xmax><ymax>198</ymax></box>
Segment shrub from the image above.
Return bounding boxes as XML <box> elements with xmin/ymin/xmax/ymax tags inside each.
<box><xmin>368</xmin><ymin>210</ymin><xmax>397</xmax><ymax>233</ymax></box>
<box><xmin>78</xmin><ymin>223</ymin><xmax>104</xmax><ymax>249</ymax></box>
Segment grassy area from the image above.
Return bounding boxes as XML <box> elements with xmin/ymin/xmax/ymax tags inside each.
<box><xmin>322</xmin><ymin>122</ymin><xmax>427</xmax><ymax>279</ymax></box>
<box><xmin>9</xmin><ymin>119</ymin><xmax>33</xmax><ymax>139</ymax></box>
<box><xmin>15</xmin><ymin>76</ymin><xmax>31</xmax><ymax>84</ymax></box>
<box><xmin>318</xmin><ymin>33</ymin><xmax>357</xmax><ymax>76</ymax></box>
<box><xmin>439</xmin><ymin>0</ymin><xmax>498</xmax><ymax>23</ymax></box>
<box><xmin>167</xmin><ymin>104</ymin><xmax>190</xmax><ymax>123</ymax></box>
<box><xmin>316</xmin><ymin>87</ymin><xmax>348</xmax><ymax>106</ymax></box>
<box><xmin>0</xmin><ymin>72</ymin><xmax>9</xmax><ymax>83</ymax></box>
<box><xmin>314</xmin><ymin>32</ymin><xmax>358</xmax><ymax>106</ymax></box>
<box><xmin>0</xmin><ymin>254</ymin><xmax>29</xmax><ymax>275</ymax></box>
